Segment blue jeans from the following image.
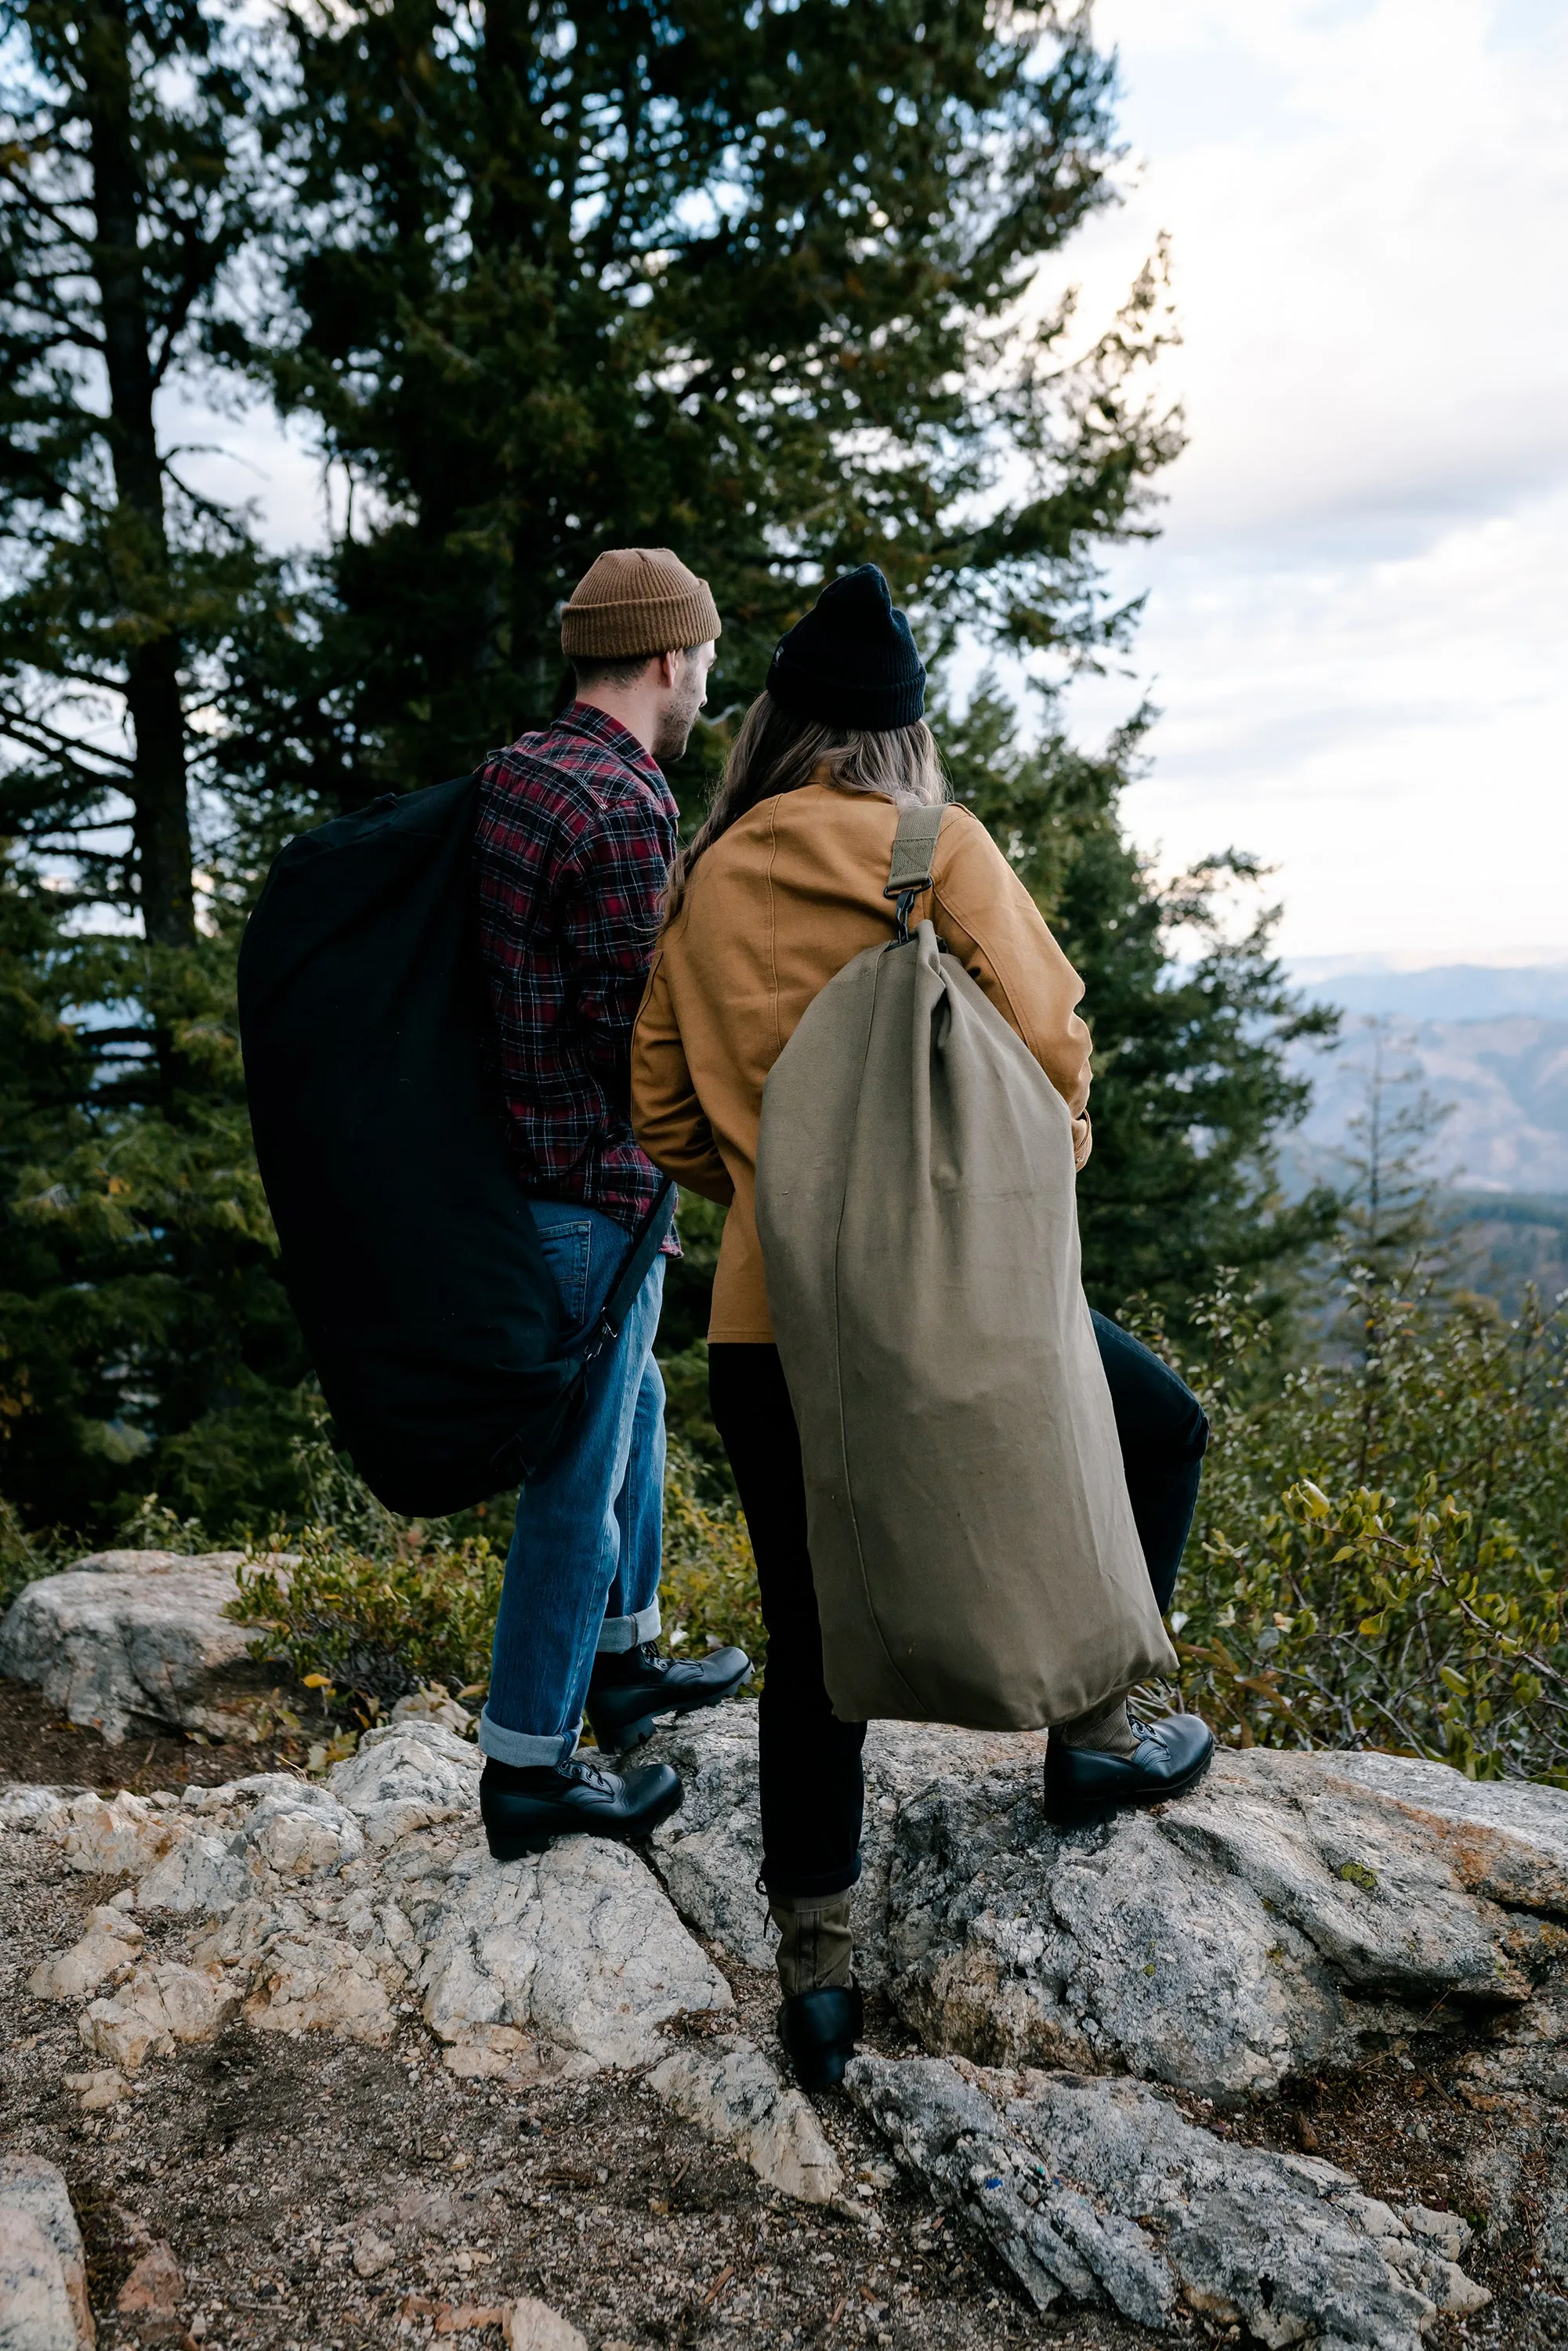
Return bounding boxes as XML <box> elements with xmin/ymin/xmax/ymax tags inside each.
<box><xmin>478</xmin><ymin>1199</ymin><xmax>666</xmax><ymax>1768</ymax></box>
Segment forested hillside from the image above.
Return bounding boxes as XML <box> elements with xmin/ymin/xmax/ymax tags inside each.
<box><xmin>1288</xmin><ymin>1013</ymin><xmax>1568</xmax><ymax>1197</ymax></box>
<box><xmin>0</xmin><ymin>0</ymin><xmax>1330</xmax><ymax>1544</ymax></box>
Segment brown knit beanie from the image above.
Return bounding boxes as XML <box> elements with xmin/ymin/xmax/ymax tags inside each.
<box><xmin>560</xmin><ymin>548</ymin><xmax>721</xmax><ymax>661</ymax></box>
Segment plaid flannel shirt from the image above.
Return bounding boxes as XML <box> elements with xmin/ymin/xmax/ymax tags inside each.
<box><xmin>473</xmin><ymin>703</ymin><xmax>680</xmax><ymax>1237</ymax></box>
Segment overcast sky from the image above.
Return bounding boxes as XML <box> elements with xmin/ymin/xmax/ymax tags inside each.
<box><xmin>1053</xmin><ymin>0</ymin><xmax>1568</xmax><ymax>965</ymax></box>
<box><xmin>183</xmin><ymin>0</ymin><xmax>1566</xmax><ymax>968</ymax></box>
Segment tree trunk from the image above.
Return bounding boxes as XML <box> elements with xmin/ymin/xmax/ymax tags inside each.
<box><xmin>82</xmin><ymin>0</ymin><xmax>194</xmax><ymax>948</ymax></box>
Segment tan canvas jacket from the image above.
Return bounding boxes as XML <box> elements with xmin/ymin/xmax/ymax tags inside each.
<box><xmin>630</xmin><ymin>783</ymin><xmax>1095</xmax><ymax>1342</ymax></box>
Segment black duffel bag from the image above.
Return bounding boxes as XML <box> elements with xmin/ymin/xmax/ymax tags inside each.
<box><xmin>237</xmin><ymin>773</ymin><xmax>672</xmax><ymax>1516</ymax></box>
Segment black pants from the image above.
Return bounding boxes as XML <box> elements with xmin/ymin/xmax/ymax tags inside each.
<box><xmin>708</xmin><ymin>1313</ymin><xmax>1208</xmax><ymax>1901</ymax></box>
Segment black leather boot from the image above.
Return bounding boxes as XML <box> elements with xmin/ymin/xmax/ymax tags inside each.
<box><xmin>779</xmin><ymin>1985</ymin><xmax>864</xmax><ymax>2093</ymax></box>
<box><xmin>1041</xmin><ymin>1711</ymin><xmax>1215</xmax><ymax>1831</ymax></box>
<box><xmin>480</xmin><ymin>1751</ymin><xmax>683</xmax><ymax>1862</ymax></box>
<box><xmin>585</xmin><ymin>1639</ymin><xmax>751</xmax><ymax>1753</ymax></box>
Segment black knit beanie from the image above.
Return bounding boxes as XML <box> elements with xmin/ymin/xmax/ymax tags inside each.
<box><xmin>766</xmin><ymin>565</ymin><xmax>926</xmax><ymax>732</ymax></box>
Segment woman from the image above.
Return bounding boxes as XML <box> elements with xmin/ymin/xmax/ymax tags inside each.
<box><xmin>631</xmin><ymin>566</ymin><xmax>1212</xmax><ymax>2088</ymax></box>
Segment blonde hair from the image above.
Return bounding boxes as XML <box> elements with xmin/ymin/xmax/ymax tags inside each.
<box><xmin>667</xmin><ymin>691</ymin><xmax>947</xmax><ymax>915</ymax></box>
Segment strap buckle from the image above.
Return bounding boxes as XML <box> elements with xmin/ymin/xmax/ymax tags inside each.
<box><xmin>882</xmin><ymin>802</ymin><xmax>944</xmax><ymax>946</ymax></box>
<box><xmin>577</xmin><ymin>1306</ymin><xmax>619</xmax><ymax>1367</ymax></box>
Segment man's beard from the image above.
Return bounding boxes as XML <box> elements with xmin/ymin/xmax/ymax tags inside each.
<box><xmin>654</xmin><ymin>694</ymin><xmax>701</xmax><ymax>763</ymax></box>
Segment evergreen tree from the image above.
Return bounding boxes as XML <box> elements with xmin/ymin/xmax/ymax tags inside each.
<box><xmin>0</xmin><ymin>2</ymin><xmax>312</xmax><ymax>1529</ymax></box>
<box><xmin>259</xmin><ymin>0</ymin><xmax>1181</xmax><ymax>802</ymax></box>
<box><xmin>0</xmin><ymin>0</ymin><xmax>276</xmax><ymax>937</ymax></box>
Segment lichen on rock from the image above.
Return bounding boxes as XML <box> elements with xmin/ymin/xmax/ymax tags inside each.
<box><xmin>846</xmin><ymin>2052</ymin><xmax>1490</xmax><ymax>2346</ymax></box>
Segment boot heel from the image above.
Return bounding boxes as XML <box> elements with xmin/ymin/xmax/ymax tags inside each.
<box><xmin>486</xmin><ymin>1831</ymin><xmax>553</xmax><ymax>1862</ymax></box>
<box><xmin>612</xmin><ymin>1714</ymin><xmax>657</xmax><ymax>1753</ymax></box>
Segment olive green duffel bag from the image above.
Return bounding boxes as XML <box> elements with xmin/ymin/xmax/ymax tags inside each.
<box><xmin>754</xmin><ymin>802</ymin><xmax>1176</xmax><ymax>1730</ymax></box>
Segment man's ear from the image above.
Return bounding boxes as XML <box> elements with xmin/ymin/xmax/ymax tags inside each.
<box><xmin>654</xmin><ymin>648</ymin><xmax>681</xmax><ymax>690</ymax></box>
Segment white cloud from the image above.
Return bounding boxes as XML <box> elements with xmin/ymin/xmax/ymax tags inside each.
<box><xmin>161</xmin><ymin>0</ymin><xmax>1568</xmax><ymax>968</ymax></box>
<box><xmin>1056</xmin><ymin>0</ymin><xmax>1568</xmax><ymax>957</ymax></box>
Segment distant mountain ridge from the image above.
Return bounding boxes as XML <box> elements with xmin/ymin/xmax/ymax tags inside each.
<box><xmin>1287</xmin><ymin>962</ymin><xmax>1568</xmax><ymax>1025</ymax></box>
<box><xmin>1268</xmin><ymin>961</ymin><xmax>1568</xmax><ymax>1199</ymax></box>
<box><xmin>1287</xmin><ymin>1015</ymin><xmax>1568</xmax><ymax>1196</ymax></box>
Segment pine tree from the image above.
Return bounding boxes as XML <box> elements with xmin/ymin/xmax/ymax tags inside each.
<box><xmin>0</xmin><ymin>2</ymin><xmax>312</xmax><ymax>1529</ymax></box>
<box><xmin>0</xmin><ymin>0</ymin><xmax>281</xmax><ymax>936</ymax></box>
<box><xmin>260</xmin><ymin>0</ymin><xmax>1180</xmax><ymax>800</ymax></box>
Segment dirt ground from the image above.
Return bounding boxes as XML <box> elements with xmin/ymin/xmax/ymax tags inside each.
<box><xmin>3</xmin><ymin>1687</ymin><xmax>1566</xmax><ymax>2351</ymax></box>
<box><xmin>0</xmin><ymin>1676</ymin><xmax>314</xmax><ymax>1795</ymax></box>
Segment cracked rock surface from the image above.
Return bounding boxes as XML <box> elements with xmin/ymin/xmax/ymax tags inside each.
<box><xmin>846</xmin><ymin>2055</ymin><xmax>1490</xmax><ymax>2347</ymax></box>
<box><xmin>0</xmin><ymin>1551</ymin><xmax>287</xmax><ymax>1744</ymax></box>
<box><xmin>3</xmin><ymin>1719</ymin><xmax>815</xmax><ymax>2208</ymax></box>
<box><xmin>5</xmin><ymin>1601</ymin><xmax>1568</xmax><ymax>2343</ymax></box>
<box><xmin>650</xmin><ymin>1707</ymin><xmax>1568</xmax><ymax>2098</ymax></box>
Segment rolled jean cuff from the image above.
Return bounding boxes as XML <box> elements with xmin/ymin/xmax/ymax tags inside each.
<box><xmin>596</xmin><ymin>1599</ymin><xmax>661</xmax><ymax>1656</ymax></box>
<box><xmin>477</xmin><ymin>1707</ymin><xmax>580</xmax><ymax>1769</ymax></box>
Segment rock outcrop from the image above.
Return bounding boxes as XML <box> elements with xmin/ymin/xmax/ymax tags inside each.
<box><xmin>646</xmin><ymin>2037</ymin><xmax>845</xmax><ymax>2205</ymax></box>
<box><xmin>5</xmin><ymin>1719</ymin><xmax>823</xmax><ymax>2215</ymax></box>
<box><xmin>0</xmin><ymin>2154</ymin><xmax>95</xmax><ymax>2351</ymax></box>
<box><xmin>846</xmin><ymin>2056</ymin><xmax>1490</xmax><ymax>2346</ymax></box>
<box><xmin>0</xmin><ymin>1549</ymin><xmax>287</xmax><ymax>1743</ymax></box>
<box><xmin>8</xmin><ymin>1677</ymin><xmax>1568</xmax><ymax>2335</ymax></box>
<box><xmin>648</xmin><ymin>1704</ymin><xmax>1567</xmax><ymax>2099</ymax></box>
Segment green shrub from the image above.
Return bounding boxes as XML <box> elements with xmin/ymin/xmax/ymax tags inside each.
<box><xmin>226</xmin><ymin>1425</ymin><xmax>762</xmax><ymax>1717</ymax></box>
<box><xmin>1151</xmin><ymin>1270</ymin><xmax>1568</xmax><ymax>1784</ymax></box>
<box><xmin>0</xmin><ymin>1487</ymin><xmax>53</xmax><ymax>1614</ymax></box>
<box><xmin>660</xmin><ymin>1436</ymin><xmax>765</xmax><ymax>1668</ymax></box>
<box><xmin>116</xmin><ymin>1492</ymin><xmax>218</xmax><ymax>1555</ymax></box>
<box><xmin>230</xmin><ymin>1527</ymin><xmax>504</xmax><ymax>1718</ymax></box>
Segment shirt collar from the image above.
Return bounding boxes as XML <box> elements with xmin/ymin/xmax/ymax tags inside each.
<box><xmin>556</xmin><ymin>701</ymin><xmax>675</xmax><ymax>806</ymax></box>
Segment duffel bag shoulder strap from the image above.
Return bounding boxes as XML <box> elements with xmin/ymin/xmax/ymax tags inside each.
<box><xmin>569</xmin><ymin>1176</ymin><xmax>676</xmax><ymax>1367</ymax></box>
<box><xmin>884</xmin><ymin>802</ymin><xmax>947</xmax><ymax>944</ymax></box>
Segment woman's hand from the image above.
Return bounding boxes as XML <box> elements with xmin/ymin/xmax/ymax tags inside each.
<box><xmin>1072</xmin><ymin>1112</ymin><xmax>1093</xmax><ymax>1171</ymax></box>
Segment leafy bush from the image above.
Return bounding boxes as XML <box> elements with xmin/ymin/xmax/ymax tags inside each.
<box><xmin>116</xmin><ymin>1492</ymin><xmax>222</xmax><ymax>1556</ymax></box>
<box><xmin>0</xmin><ymin>1487</ymin><xmax>53</xmax><ymax>1615</ymax></box>
<box><xmin>1154</xmin><ymin>1268</ymin><xmax>1568</xmax><ymax>1784</ymax></box>
<box><xmin>230</xmin><ymin>1529</ymin><xmax>503</xmax><ymax>1719</ymax></box>
<box><xmin>226</xmin><ymin>1420</ymin><xmax>762</xmax><ymax>1719</ymax></box>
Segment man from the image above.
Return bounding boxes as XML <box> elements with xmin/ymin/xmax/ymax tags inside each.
<box><xmin>472</xmin><ymin>547</ymin><xmax>751</xmax><ymax>1861</ymax></box>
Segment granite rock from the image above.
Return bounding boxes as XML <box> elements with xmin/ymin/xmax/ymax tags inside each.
<box><xmin>847</xmin><ymin>2053</ymin><xmax>1490</xmax><ymax>2346</ymax></box>
<box><xmin>27</xmin><ymin>1907</ymin><xmax>144</xmax><ymax>2001</ymax></box>
<box><xmin>648</xmin><ymin>1707</ymin><xmax>775</xmax><ymax>1970</ymax></box>
<box><xmin>502</xmin><ymin>2300</ymin><xmax>587</xmax><ymax>2351</ymax></box>
<box><xmin>396</xmin><ymin>1823</ymin><xmax>733</xmax><ymax>2069</ymax></box>
<box><xmin>647</xmin><ymin>2036</ymin><xmax>845</xmax><ymax>2204</ymax></box>
<box><xmin>0</xmin><ymin>2154</ymin><xmax>94</xmax><ymax>2349</ymax></box>
<box><xmin>330</xmin><ymin>1719</ymin><xmax>480</xmax><ymax>1848</ymax></box>
<box><xmin>0</xmin><ymin>1550</ymin><xmax>288</xmax><ymax>1742</ymax></box>
<box><xmin>241</xmin><ymin>1929</ymin><xmax>400</xmax><ymax>2043</ymax></box>
<box><xmin>57</xmin><ymin>1790</ymin><xmax>186</xmax><ymax>1880</ymax></box>
<box><xmin>238</xmin><ymin>1779</ymin><xmax>364</xmax><ymax>1878</ymax></box>
<box><xmin>646</xmin><ymin>1710</ymin><xmax>1566</xmax><ymax>2099</ymax></box>
<box><xmin>115</xmin><ymin>2243</ymin><xmax>183</xmax><ymax>2339</ymax></box>
<box><xmin>78</xmin><ymin>1958</ymin><xmax>242</xmax><ymax>2070</ymax></box>
<box><xmin>132</xmin><ymin>1834</ymin><xmax>250</xmax><ymax>1918</ymax></box>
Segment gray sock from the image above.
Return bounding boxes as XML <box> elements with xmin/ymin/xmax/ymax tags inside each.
<box><xmin>1052</xmin><ymin>1692</ymin><xmax>1140</xmax><ymax>1759</ymax></box>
